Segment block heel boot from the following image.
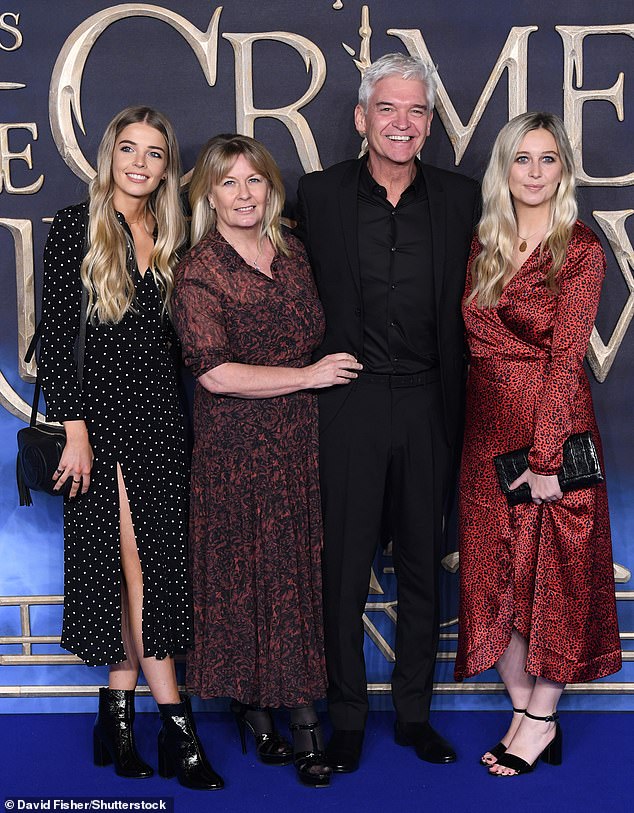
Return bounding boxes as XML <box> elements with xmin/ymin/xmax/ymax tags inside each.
<box><xmin>93</xmin><ymin>687</ymin><xmax>153</xmax><ymax>778</ymax></box>
<box><xmin>157</xmin><ymin>694</ymin><xmax>224</xmax><ymax>790</ymax></box>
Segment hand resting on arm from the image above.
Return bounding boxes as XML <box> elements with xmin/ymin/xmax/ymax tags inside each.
<box><xmin>198</xmin><ymin>353</ymin><xmax>363</xmax><ymax>398</ymax></box>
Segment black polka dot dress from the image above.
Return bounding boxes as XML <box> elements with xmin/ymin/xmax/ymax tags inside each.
<box><xmin>39</xmin><ymin>202</ymin><xmax>192</xmax><ymax>667</ymax></box>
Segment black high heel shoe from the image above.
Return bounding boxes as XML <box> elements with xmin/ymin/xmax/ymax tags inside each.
<box><xmin>480</xmin><ymin>707</ymin><xmax>526</xmax><ymax>766</ymax></box>
<box><xmin>491</xmin><ymin>711</ymin><xmax>562</xmax><ymax>776</ymax></box>
<box><xmin>290</xmin><ymin>720</ymin><xmax>331</xmax><ymax>788</ymax></box>
<box><xmin>230</xmin><ymin>701</ymin><xmax>293</xmax><ymax>765</ymax></box>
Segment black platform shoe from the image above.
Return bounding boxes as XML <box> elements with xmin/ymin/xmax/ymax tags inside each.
<box><xmin>230</xmin><ymin>701</ymin><xmax>293</xmax><ymax>765</ymax></box>
<box><xmin>290</xmin><ymin>720</ymin><xmax>332</xmax><ymax>788</ymax></box>
<box><xmin>480</xmin><ymin>707</ymin><xmax>526</xmax><ymax>766</ymax></box>
<box><xmin>157</xmin><ymin>694</ymin><xmax>224</xmax><ymax>790</ymax></box>
<box><xmin>491</xmin><ymin>711</ymin><xmax>562</xmax><ymax>776</ymax></box>
<box><xmin>93</xmin><ymin>687</ymin><xmax>153</xmax><ymax>778</ymax></box>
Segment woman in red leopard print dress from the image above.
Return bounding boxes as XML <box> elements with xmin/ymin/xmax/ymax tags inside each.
<box><xmin>454</xmin><ymin>113</ymin><xmax>621</xmax><ymax>776</ymax></box>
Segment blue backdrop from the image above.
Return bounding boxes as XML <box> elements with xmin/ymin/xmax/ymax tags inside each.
<box><xmin>0</xmin><ymin>0</ymin><xmax>632</xmax><ymax>712</ymax></box>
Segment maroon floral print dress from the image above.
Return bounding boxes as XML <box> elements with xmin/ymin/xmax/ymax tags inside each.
<box><xmin>455</xmin><ymin>222</ymin><xmax>621</xmax><ymax>684</ymax></box>
<box><xmin>172</xmin><ymin>230</ymin><xmax>327</xmax><ymax>706</ymax></box>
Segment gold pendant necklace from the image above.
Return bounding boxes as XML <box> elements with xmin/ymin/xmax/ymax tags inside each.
<box><xmin>517</xmin><ymin>230</ymin><xmax>541</xmax><ymax>252</ymax></box>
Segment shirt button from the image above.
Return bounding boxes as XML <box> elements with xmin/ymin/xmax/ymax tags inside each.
<box><xmin>391</xmin><ymin>247</ymin><xmax>397</xmax><ymax>252</ymax></box>
<box><xmin>391</xmin><ymin>283</ymin><xmax>397</xmax><ymax>290</ymax></box>
<box><xmin>390</xmin><ymin>321</ymin><xmax>396</xmax><ymax>327</ymax></box>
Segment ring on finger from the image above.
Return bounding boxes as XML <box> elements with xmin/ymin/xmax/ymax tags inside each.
<box><xmin>72</xmin><ymin>478</ymin><xmax>81</xmax><ymax>484</ymax></box>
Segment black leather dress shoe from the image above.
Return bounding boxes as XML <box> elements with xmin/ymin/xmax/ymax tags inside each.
<box><xmin>394</xmin><ymin>721</ymin><xmax>457</xmax><ymax>764</ymax></box>
<box><xmin>325</xmin><ymin>730</ymin><xmax>364</xmax><ymax>773</ymax></box>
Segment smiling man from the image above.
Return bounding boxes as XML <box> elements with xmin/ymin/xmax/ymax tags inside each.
<box><xmin>296</xmin><ymin>53</ymin><xmax>480</xmax><ymax>773</ymax></box>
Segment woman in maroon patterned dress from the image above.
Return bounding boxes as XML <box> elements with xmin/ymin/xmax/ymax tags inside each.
<box><xmin>172</xmin><ymin>134</ymin><xmax>362</xmax><ymax>787</ymax></box>
<box><xmin>454</xmin><ymin>113</ymin><xmax>621</xmax><ymax>776</ymax></box>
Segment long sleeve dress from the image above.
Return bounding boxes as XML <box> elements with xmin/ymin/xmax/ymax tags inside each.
<box><xmin>171</xmin><ymin>230</ymin><xmax>327</xmax><ymax>706</ymax></box>
<box><xmin>454</xmin><ymin>221</ymin><xmax>621</xmax><ymax>684</ymax></box>
<box><xmin>38</xmin><ymin>202</ymin><xmax>192</xmax><ymax>666</ymax></box>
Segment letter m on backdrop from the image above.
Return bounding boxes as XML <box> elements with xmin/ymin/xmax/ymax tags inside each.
<box><xmin>388</xmin><ymin>26</ymin><xmax>537</xmax><ymax>164</ymax></box>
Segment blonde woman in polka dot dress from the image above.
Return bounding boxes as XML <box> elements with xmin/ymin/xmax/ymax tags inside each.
<box><xmin>38</xmin><ymin>107</ymin><xmax>223</xmax><ymax>790</ymax></box>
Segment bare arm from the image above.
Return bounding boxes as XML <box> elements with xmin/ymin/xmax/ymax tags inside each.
<box><xmin>198</xmin><ymin>353</ymin><xmax>362</xmax><ymax>398</ymax></box>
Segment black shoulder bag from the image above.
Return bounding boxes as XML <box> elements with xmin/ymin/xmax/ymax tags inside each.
<box><xmin>16</xmin><ymin>285</ymin><xmax>88</xmax><ymax>506</ymax></box>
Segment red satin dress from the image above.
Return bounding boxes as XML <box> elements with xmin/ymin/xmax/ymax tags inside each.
<box><xmin>455</xmin><ymin>222</ymin><xmax>621</xmax><ymax>684</ymax></box>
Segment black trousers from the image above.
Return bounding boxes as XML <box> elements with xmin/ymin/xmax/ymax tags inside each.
<box><xmin>319</xmin><ymin>373</ymin><xmax>450</xmax><ymax>730</ymax></box>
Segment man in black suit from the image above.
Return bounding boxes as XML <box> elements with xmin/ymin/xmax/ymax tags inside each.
<box><xmin>297</xmin><ymin>53</ymin><xmax>479</xmax><ymax>772</ymax></box>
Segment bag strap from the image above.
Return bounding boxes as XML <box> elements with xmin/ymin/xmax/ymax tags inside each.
<box><xmin>26</xmin><ymin>328</ymin><xmax>42</xmax><ymax>429</ymax></box>
<box><xmin>27</xmin><ymin>218</ymin><xmax>90</xmax><ymax>428</ymax></box>
<box><xmin>27</xmin><ymin>284</ymin><xmax>88</xmax><ymax>429</ymax></box>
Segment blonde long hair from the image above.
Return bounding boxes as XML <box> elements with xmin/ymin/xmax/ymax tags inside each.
<box><xmin>469</xmin><ymin>112</ymin><xmax>577</xmax><ymax>308</ymax></box>
<box><xmin>189</xmin><ymin>133</ymin><xmax>289</xmax><ymax>256</ymax></box>
<box><xmin>81</xmin><ymin>106</ymin><xmax>186</xmax><ymax>323</ymax></box>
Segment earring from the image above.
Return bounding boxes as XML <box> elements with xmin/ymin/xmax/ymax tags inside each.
<box><xmin>209</xmin><ymin>200</ymin><xmax>215</xmax><ymax>210</ymax></box>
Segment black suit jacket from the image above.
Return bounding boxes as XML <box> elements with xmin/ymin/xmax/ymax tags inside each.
<box><xmin>296</xmin><ymin>157</ymin><xmax>479</xmax><ymax>448</ymax></box>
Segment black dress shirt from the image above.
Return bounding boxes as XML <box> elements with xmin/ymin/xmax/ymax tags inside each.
<box><xmin>357</xmin><ymin>158</ymin><xmax>438</xmax><ymax>374</ymax></box>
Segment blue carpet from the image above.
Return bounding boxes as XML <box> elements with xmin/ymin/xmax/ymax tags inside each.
<box><xmin>1</xmin><ymin>711</ymin><xmax>631</xmax><ymax>812</ymax></box>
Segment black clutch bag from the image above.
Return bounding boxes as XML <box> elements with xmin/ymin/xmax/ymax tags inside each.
<box><xmin>493</xmin><ymin>431</ymin><xmax>604</xmax><ymax>506</ymax></box>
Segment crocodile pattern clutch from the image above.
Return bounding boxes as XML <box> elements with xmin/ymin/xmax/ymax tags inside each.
<box><xmin>493</xmin><ymin>431</ymin><xmax>604</xmax><ymax>506</ymax></box>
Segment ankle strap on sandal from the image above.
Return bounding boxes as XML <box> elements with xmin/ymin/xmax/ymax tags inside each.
<box><xmin>289</xmin><ymin>721</ymin><xmax>319</xmax><ymax>732</ymax></box>
<box><xmin>524</xmin><ymin>711</ymin><xmax>559</xmax><ymax>723</ymax></box>
<box><xmin>512</xmin><ymin>707</ymin><xmax>527</xmax><ymax>714</ymax></box>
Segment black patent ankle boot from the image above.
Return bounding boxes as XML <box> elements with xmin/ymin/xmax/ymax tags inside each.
<box><xmin>157</xmin><ymin>694</ymin><xmax>224</xmax><ymax>790</ymax></box>
<box><xmin>93</xmin><ymin>687</ymin><xmax>153</xmax><ymax>778</ymax></box>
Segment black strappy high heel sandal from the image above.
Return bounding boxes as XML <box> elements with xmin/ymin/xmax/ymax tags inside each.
<box><xmin>289</xmin><ymin>720</ymin><xmax>331</xmax><ymax>787</ymax></box>
<box><xmin>480</xmin><ymin>707</ymin><xmax>526</xmax><ymax>766</ymax></box>
<box><xmin>230</xmin><ymin>701</ymin><xmax>292</xmax><ymax>766</ymax></box>
<box><xmin>491</xmin><ymin>711</ymin><xmax>562</xmax><ymax>776</ymax></box>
